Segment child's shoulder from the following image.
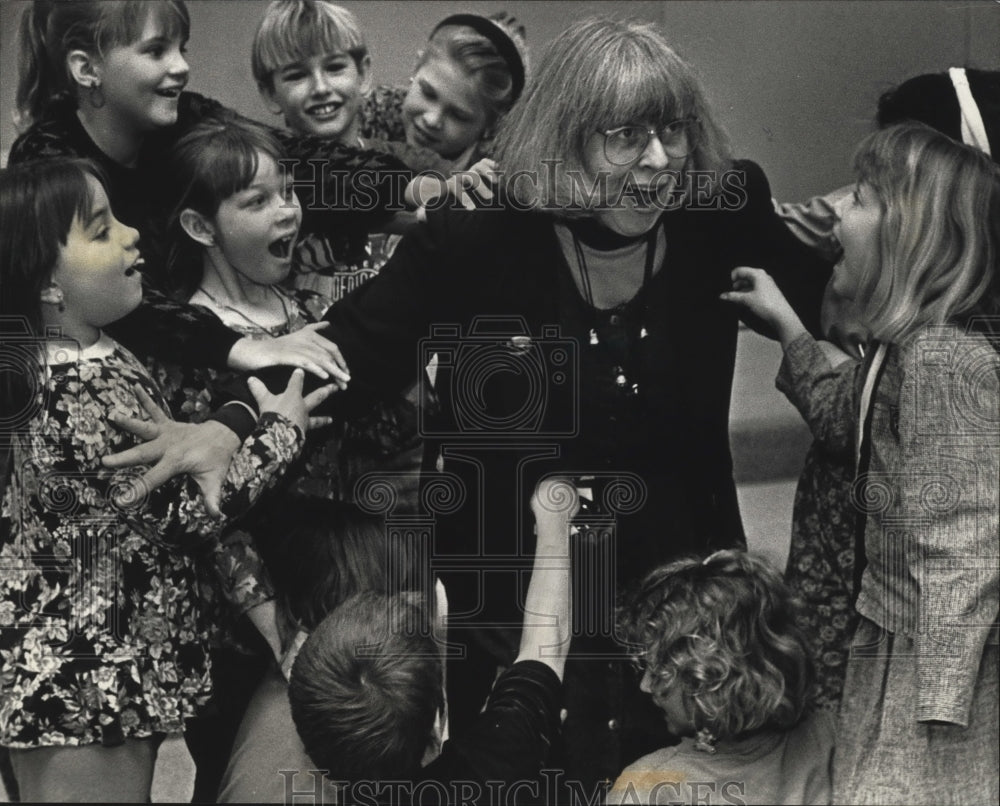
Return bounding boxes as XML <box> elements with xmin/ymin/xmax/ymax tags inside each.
<box><xmin>360</xmin><ymin>85</ymin><xmax>407</xmax><ymax>143</ymax></box>
<box><xmin>607</xmin><ymin>745</ymin><xmax>688</xmax><ymax>804</ymax></box>
<box><xmin>788</xmin><ymin>708</ymin><xmax>837</xmax><ymax>754</ymax></box>
<box><xmin>899</xmin><ymin>324</ymin><xmax>1000</xmax><ymax>381</ymax></box>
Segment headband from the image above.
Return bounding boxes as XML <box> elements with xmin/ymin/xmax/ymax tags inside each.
<box><xmin>431</xmin><ymin>14</ymin><xmax>526</xmax><ymax>103</ymax></box>
<box><xmin>949</xmin><ymin>67</ymin><xmax>992</xmax><ymax>157</ymax></box>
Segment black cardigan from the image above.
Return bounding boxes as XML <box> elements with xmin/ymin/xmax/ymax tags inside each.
<box><xmin>285</xmin><ymin>158</ymin><xmax>831</xmax><ymax>633</ymax></box>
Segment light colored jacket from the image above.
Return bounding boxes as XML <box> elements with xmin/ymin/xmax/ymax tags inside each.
<box><xmin>777</xmin><ymin>325</ymin><xmax>1000</xmax><ymax>727</ymax></box>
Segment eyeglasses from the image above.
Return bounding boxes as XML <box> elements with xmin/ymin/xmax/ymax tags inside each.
<box><xmin>601</xmin><ymin>118</ymin><xmax>701</xmax><ymax>166</ymax></box>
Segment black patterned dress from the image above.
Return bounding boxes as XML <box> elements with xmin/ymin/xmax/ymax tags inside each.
<box><xmin>146</xmin><ymin>289</ymin><xmax>340</xmax><ymax>645</ymax></box>
<box><xmin>0</xmin><ymin>335</ymin><xmax>303</xmax><ymax>747</ymax></box>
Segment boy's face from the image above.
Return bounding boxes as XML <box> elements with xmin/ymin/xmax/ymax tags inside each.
<box><xmin>264</xmin><ymin>51</ymin><xmax>370</xmax><ymax>142</ymax></box>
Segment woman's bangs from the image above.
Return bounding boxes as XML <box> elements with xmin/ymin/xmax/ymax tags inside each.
<box><xmin>589</xmin><ymin>44</ymin><xmax>691</xmax><ymax>130</ymax></box>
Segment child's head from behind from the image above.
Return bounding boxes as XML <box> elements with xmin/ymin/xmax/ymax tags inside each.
<box><xmin>254</xmin><ymin>495</ymin><xmax>424</xmax><ymax>640</ymax></box>
<box><xmin>0</xmin><ymin>158</ymin><xmax>142</xmax><ymax>346</ymax></box>
<box><xmin>832</xmin><ymin>122</ymin><xmax>1000</xmax><ymax>344</ymax></box>
<box><xmin>164</xmin><ymin>116</ymin><xmax>301</xmax><ymax>299</ymax></box>
<box><xmin>877</xmin><ymin>69</ymin><xmax>999</xmax><ymax>160</ymax></box>
<box><xmin>17</xmin><ymin>0</ymin><xmax>190</xmax><ymax>129</ymax></box>
<box><xmin>252</xmin><ymin>0</ymin><xmax>370</xmax><ymax>142</ymax></box>
<box><xmin>402</xmin><ymin>13</ymin><xmax>528</xmax><ymax>161</ymax></box>
<box><xmin>289</xmin><ymin>591</ymin><xmax>443</xmax><ymax>782</ymax></box>
<box><xmin>618</xmin><ymin>550</ymin><xmax>813</xmax><ymax>742</ymax></box>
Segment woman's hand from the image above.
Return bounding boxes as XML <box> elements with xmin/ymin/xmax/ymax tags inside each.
<box><xmin>720</xmin><ymin>266</ymin><xmax>808</xmax><ymax>348</ymax></box>
<box><xmin>228</xmin><ymin>323</ymin><xmax>350</xmax><ymax>388</ymax></box>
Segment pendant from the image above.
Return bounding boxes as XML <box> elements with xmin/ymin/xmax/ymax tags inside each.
<box><xmin>615</xmin><ymin>373</ymin><xmax>628</xmax><ymax>388</ymax></box>
<box><xmin>589</xmin><ymin>328</ymin><xmax>599</xmax><ymax>346</ymax></box>
<box><xmin>640</xmin><ymin>327</ymin><xmax>648</xmax><ymax>339</ymax></box>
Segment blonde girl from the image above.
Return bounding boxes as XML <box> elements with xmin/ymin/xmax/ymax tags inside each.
<box><xmin>723</xmin><ymin>122</ymin><xmax>999</xmax><ymax>805</ymax></box>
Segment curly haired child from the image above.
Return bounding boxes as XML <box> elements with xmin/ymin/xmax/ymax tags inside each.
<box><xmin>608</xmin><ymin>550</ymin><xmax>834</xmax><ymax>805</ymax></box>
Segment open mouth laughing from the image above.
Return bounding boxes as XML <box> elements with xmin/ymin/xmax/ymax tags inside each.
<box><xmin>267</xmin><ymin>234</ymin><xmax>296</xmax><ymax>259</ymax></box>
<box><xmin>124</xmin><ymin>257</ymin><xmax>145</xmax><ymax>277</ymax></box>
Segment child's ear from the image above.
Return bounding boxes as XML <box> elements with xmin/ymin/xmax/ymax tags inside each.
<box><xmin>179</xmin><ymin>209</ymin><xmax>217</xmax><ymax>248</ymax></box>
<box><xmin>357</xmin><ymin>55</ymin><xmax>373</xmax><ymax>94</ymax></box>
<box><xmin>66</xmin><ymin>49</ymin><xmax>102</xmax><ymax>91</ymax></box>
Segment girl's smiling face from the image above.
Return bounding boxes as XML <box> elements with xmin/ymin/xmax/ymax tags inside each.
<box><xmin>210</xmin><ymin>151</ymin><xmax>302</xmax><ymax>288</ymax></box>
<box><xmin>95</xmin><ymin>11</ymin><xmax>189</xmax><ymax>132</ymax></box>
<box><xmin>402</xmin><ymin>57</ymin><xmax>489</xmax><ymax>161</ymax></box>
<box><xmin>51</xmin><ymin>174</ymin><xmax>144</xmax><ymax>342</ymax></box>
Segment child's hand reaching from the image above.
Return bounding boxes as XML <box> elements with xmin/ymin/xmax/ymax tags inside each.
<box><xmin>407</xmin><ymin>158</ymin><xmax>498</xmax><ymax>215</ymax></box>
<box><xmin>228</xmin><ymin>323</ymin><xmax>351</xmax><ymax>389</ymax></box>
<box><xmin>530</xmin><ymin>477</ymin><xmax>581</xmax><ymax>541</ymax></box>
<box><xmin>248</xmin><ymin>369</ymin><xmax>336</xmax><ymax>435</ymax></box>
<box><xmin>720</xmin><ymin>266</ymin><xmax>808</xmax><ymax>348</ymax></box>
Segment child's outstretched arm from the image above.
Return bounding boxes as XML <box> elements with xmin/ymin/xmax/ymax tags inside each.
<box><xmin>111</xmin><ymin>371</ymin><xmax>333</xmax><ymax>528</ymax></box>
<box><xmin>517</xmin><ymin>477</ymin><xmax>581</xmax><ymax>680</ymax></box>
<box><xmin>720</xmin><ymin>266</ymin><xmax>809</xmax><ymax>348</ymax></box>
<box><xmin>723</xmin><ymin>266</ymin><xmax>861</xmax><ymax>454</ymax></box>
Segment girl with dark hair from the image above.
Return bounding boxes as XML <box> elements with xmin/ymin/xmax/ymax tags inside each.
<box><xmin>0</xmin><ymin>158</ymin><xmax>316</xmax><ymax>801</ymax></box>
<box><xmin>9</xmin><ymin>0</ymin><xmax>409</xmax><ymax>401</ymax></box>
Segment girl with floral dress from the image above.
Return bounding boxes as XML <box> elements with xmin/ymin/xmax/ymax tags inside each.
<box><xmin>140</xmin><ymin>116</ymin><xmax>348</xmax><ymax>799</ymax></box>
<box><xmin>0</xmin><ymin>158</ymin><xmax>322</xmax><ymax>802</ymax></box>
<box><xmin>724</xmin><ymin>123</ymin><xmax>999</xmax><ymax>804</ymax></box>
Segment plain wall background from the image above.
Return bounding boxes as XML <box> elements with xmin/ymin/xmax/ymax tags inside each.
<box><xmin>1</xmin><ymin>0</ymin><xmax>998</xmax><ymax>200</ymax></box>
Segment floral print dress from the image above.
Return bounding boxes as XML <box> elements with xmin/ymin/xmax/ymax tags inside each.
<box><xmin>146</xmin><ymin>289</ymin><xmax>338</xmax><ymax>649</ymax></box>
<box><xmin>0</xmin><ymin>335</ymin><xmax>303</xmax><ymax>747</ymax></box>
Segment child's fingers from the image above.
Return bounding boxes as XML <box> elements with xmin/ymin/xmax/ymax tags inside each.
<box><xmin>107</xmin><ymin>413</ymin><xmax>161</xmax><ymax>442</ymax></box>
<box><xmin>133</xmin><ymin>461</ymin><xmax>182</xmax><ymax>499</ymax></box>
<box><xmin>307</xmin><ymin>415</ymin><xmax>334</xmax><ymax>431</ymax></box>
<box><xmin>302</xmin><ymin>383</ymin><xmax>337</xmax><ymax>413</ymax></box>
<box><xmin>474</xmin><ymin>180</ymin><xmax>494</xmax><ymax>202</ymax></box>
<box><xmin>133</xmin><ymin>385</ymin><xmax>169</xmax><ymax>423</ymax></box>
<box><xmin>101</xmin><ymin>440</ymin><xmax>163</xmax><ymax>468</ymax></box>
<box><xmin>247</xmin><ymin>376</ymin><xmax>270</xmax><ymax>407</ymax></box>
<box><xmin>282</xmin><ymin>368</ymin><xmax>306</xmax><ymax>398</ymax></box>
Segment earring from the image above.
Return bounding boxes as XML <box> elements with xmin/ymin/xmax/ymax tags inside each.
<box><xmin>47</xmin><ymin>289</ymin><xmax>65</xmax><ymax>313</ymax></box>
<box><xmin>87</xmin><ymin>81</ymin><xmax>105</xmax><ymax>109</ymax></box>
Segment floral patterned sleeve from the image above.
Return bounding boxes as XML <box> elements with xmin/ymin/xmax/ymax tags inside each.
<box><xmin>775</xmin><ymin>332</ymin><xmax>862</xmax><ymax>454</ymax></box>
<box><xmin>360</xmin><ymin>85</ymin><xmax>408</xmax><ymax>143</ymax></box>
<box><xmin>0</xmin><ymin>338</ymin><xmax>303</xmax><ymax>747</ymax></box>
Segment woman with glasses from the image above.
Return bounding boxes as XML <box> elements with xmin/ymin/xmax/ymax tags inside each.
<box><xmin>119</xmin><ymin>16</ymin><xmax>831</xmax><ymax>794</ymax></box>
